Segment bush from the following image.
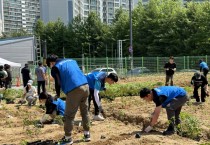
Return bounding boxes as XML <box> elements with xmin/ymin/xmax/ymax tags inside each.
<box><xmin>100</xmin><ymin>81</ymin><xmax>159</xmax><ymax>100</ymax></box>
<box><xmin>176</xmin><ymin>112</ymin><xmax>201</xmax><ymax>140</ymax></box>
<box><xmin>2</xmin><ymin>89</ymin><xmax>24</xmax><ymax>104</ymax></box>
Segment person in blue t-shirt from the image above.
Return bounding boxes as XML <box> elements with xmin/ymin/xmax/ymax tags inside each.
<box><xmin>199</xmin><ymin>59</ymin><xmax>209</xmax><ymax>78</ymax></box>
<box><xmin>139</xmin><ymin>86</ymin><xmax>189</xmax><ymax>135</ymax></box>
<box><xmin>46</xmin><ymin>54</ymin><xmax>90</xmax><ymax>145</ymax></box>
<box><xmin>86</xmin><ymin>72</ymin><xmax>118</xmax><ymax>121</ymax></box>
<box><xmin>39</xmin><ymin>92</ymin><xmax>65</xmax><ymax>124</ymax></box>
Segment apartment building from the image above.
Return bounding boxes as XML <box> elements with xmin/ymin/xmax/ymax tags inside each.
<box><xmin>0</xmin><ymin>0</ymin><xmax>40</xmax><ymax>35</ymax></box>
<box><xmin>40</xmin><ymin>0</ymin><xmax>135</xmax><ymax>25</ymax></box>
<box><xmin>40</xmin><ymin>0</ymin><xmax>84</xmax><ymax>25</ymax></box>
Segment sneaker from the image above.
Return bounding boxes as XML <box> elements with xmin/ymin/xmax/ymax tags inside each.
<box><xmin>59</xmin><ymin>137</ymin><xmax>73</xmax><ymax>145</ymax></box>
<box><xmin>93</xmin><ymin>115</ymin><xmax>104</xmax><ymax>121</ymax></box>
<box><xmin>84</xmin><ymin>134</ymin><xmax>91</xmax><ymax>142</ymax></box>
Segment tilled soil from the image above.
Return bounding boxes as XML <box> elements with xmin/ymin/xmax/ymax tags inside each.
<box><xmin>0</xmin><ymin>72</ymin><xmax>209</xmax><ymax>144</ymax></box>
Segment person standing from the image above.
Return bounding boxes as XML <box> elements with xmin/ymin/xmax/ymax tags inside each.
<box><xmin>199</xmin><ymin>59</ymin><xmax>209</xmax><ymax>78</ymax></box>
<box><xmin>86</xmin><ymin>72</ymin><xmax>118</xmax><ymax>121</ymax></box>
<box><xmin>191</xmin><ymin>72</ymin><xmax>208</xmax><ymax>103</ymax></box>
<box><xmin>4</xmin><ymin>64</ymin><xmax>12</xmax><ymax>89</ymax></box>
<box><xmin>140</xmin><ymin>86</ymin><xmax>188</xmax><ymax>135</ymax></box>
<box><xmin>35</xmin><ymin>61</ymin><xmax>46</xmax><ymax>95</ymax></box>
<box><xmin>0</xmin><ymin>65</ymin><xmax>7</xmax><ymax>88</ymax></box>
<box><xmin>164</xmin><ymin>56</ymin><xmax>176</xmax><ymax>86</ymax></box>
<box><xmin>21</xmin><ymin>64</ymin><xmax>31</xmax><ymax>87</ymax></box>
<box><xmin>46</xmin><ymin>54</ymin><xmax>90</xmax><ymax>144</ymax></box>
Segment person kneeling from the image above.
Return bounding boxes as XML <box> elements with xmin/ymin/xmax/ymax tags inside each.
<box><xmin>21</xmin><ymin>80</ymin><xmax>38</xmax><ymax>106</ymax></box>
<box><xmin>39</xmin><ymin>92</ymin><xmax>65</xmax><ymax>124</ymax></box>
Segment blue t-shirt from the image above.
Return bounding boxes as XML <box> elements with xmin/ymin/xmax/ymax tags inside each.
<box><xmin>200</xmin><ymin>62</ymin><xmax>209</xmax><ymax>70</ymax></box>
<box><xmin>54</xmin><ymin>59</ymin><xmax>88</xmax><ymax>94</ymax></box>
<box><xmin>86</xmin><ymin>72</ymin><xmax>107</xmax><ymax>91</ymax></box>
<box><xmin>53</xmin><ymin>98</ymin><xmax>66</xmax><ymax>116</ymax></box>
<box><xmin>153</xmin><ymin>86</ymin><xmax>186</xmax><ymax>108</ymax></box>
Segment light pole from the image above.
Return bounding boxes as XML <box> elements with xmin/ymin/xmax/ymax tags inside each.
<box><xmin>129</xmin><ymin>0</ymin><xmax>133</xmax><ymax>70</ymax></box>
<box><xmin>118</xmin><ymin>39</ymin><xmax>128</xmax><ymax>75</ymax></box>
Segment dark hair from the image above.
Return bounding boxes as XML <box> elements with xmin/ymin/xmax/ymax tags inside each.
<box><xmin>0</xmin><ymin>65</ymin><xmax>3</xmax><ymax>70</ymax></box>
<box><xmin>140</xmin><ymin>88</ymin><xmax>151</xmax><ymax>98</ymax></box>
<box><xmin>169</xmin><ymin>56</ymin><xmax>174</xmax><ymax>60</ymax></box>
<box><xmin>38</xmin><ymin>61</ymin><xmax>42</xmax><ymax>66</ymax></box>
<box><xmin>194</xmin><ymin>71</ymin><xmax>201</xmax><ymax>79</ymax></box>
<box><xmin>199</xmin><ymin>59</ymin><xmax>203</xmax><ymax>63</ymax></box>
<box><xmin>39</xmin><ymin>92</ymin><xmax>48</xmax><ymax>100</ymax></box>
<box><xmin>46</xmin><ymin>54</ymin><xmax>58</xmax><ymax>67</ymax></box>
<box><xmin>4</xmin><ymin>64</ymin><xmax>10</xmax><ymax>69</ymax></box>
<box><xmin>107</xmin><ymin>73</ymin><xmax>118</xmax><ymax>82</ymax></box>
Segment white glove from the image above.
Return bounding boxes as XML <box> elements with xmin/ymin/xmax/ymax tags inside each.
<box><xmin>145</xmin><ymin>125</ymin><xmax>153</xmax><ymax>133</ymax></box>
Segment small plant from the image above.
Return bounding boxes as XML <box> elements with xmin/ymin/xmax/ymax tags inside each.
<box><xmin>176</xmin><ymin>112</ymin><xmax>201</xmax><ymax>140</ymax></box>
<box><xmin>22</xmin><ymin>115</ymin><xmax>41</xmax><ymax>137</ymax></box>
<box><xmin>2</xmin><ymin>89</ymin><xmax>24</xmax><ymax>104</ymax></box>
<box><xmin>54</xmin><ymin>115</ymin><xmax>64</xmax><ymax>125</ymax></box>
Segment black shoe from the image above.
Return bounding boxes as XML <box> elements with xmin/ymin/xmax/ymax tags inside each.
<box><xmin>163</xmin><ymin>130</ymin><xmax>175</xmax><ymax>135</ymax></box>
<box><xmin>84</xmin><ymin>134</ymin><xmax>91</xmax><ymax>142</ymax></box>
<box><xmin>59</xmin><ymin>137</ymin><xmax>73</xmax><ymax>145</ymax></box>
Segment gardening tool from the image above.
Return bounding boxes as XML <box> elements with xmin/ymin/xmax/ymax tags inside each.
<box><xmin>135</xmin><ymin>133</ymin><xmax>141</xmax><ymax>138</ymax></box>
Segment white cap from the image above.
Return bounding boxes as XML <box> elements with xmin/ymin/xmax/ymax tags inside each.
<box><xmin>27</xmin><ymin>80</ymin><xmax>33</xmax><ymax>86</ymax></box>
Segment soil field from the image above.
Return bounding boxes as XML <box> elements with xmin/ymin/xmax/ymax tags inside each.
<box><xmin>0</xmin><ymin>72</ymin><xmax>209</xmax><ymax>145</ymax></box>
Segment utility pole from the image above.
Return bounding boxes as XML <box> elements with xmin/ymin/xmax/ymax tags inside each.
<box><xmin>129</xmin><ymin>0</ymin><xmax>133</xmax><ymax>70</ymax></box>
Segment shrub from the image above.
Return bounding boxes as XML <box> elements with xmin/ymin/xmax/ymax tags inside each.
<box><xmin>3</xmin><ymin>89</ymin><xmax>24</xmax><ymax>104</ymax></box>
<box><xmin>176</xmin><ymin>112</ymin><xmax>201</xmax><ymax>140</ymax></box>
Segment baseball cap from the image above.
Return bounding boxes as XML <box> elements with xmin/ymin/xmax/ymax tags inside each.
<box><xmin>27</xmin><ymin>80</ymin><xmax>33</xmax><ymax>86</ymax></box>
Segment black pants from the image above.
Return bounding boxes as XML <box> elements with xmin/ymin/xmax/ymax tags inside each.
<box><xmin>203</xmin><ymin>68</ymin><xmax>209</xmax><ymax>78</ymax></box>
<box><xmin>23</xmin><ymin>79</ymin><xmax>29</xmax><ymax>87</ymax></box>
<box><xmin>5</xmin><ymin>80</ymin><xmax>12</xmax><ymax>89</ymax></box>
<box><xmin>88</xmin><ymin>89</ymin><xmax>101</xmax><ymax>115</ymax></box>
<box><xmin>193</xmin><ymin>85</ymin><xmax>206</xmax><ymax>102</ymax></box>
<box><xmin>166</xmin><ymin>95</ymin><xmax>188</xmax><ymax>131</ymax></box>
<box><xmin>0</xmin><ymin>79</ymin><xmax>3</xmax><ymax>88</ymax></box>
<box><xmin>165</xmin><ymin>75</ymin><xmax>173</xmax><ymax>86</ymax></box>
<box><xmin>37</xmin><ymin>81</ymin><xmax>46</xmax><ymax>95</ymax></box>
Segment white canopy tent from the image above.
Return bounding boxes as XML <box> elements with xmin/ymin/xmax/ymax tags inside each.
<box><xmin>0</xmin><ymin>57</ymin><xmax>21</xmax><ymax>67</ymax></box>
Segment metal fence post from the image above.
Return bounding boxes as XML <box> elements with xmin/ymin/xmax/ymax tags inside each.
<box><xmin>125</xmin><ymin>57</ymin><xmax>127</xmax><ymax>74</ymax></box>
<box><xmin>157</xmin><ymin>56</ymin><xmax>159</xmax><ymax>73</ymax></box>
<box><xmin>206</xmin><ymin>55</ymin><xmax>207</xmax><ymax>62</ymax></box>
<box><xmin>86</xmin><ymin>57</ymin><xmax>88</xmax><ymax>73</ymax></box>
<box><xmin>142</xmin><ymin>56</ymin><xmax>144</xmax><ymax>67</ymax></box>
<box><xmin>187</xmin><ymin>56</ymin><xmax>189</xmax><ymax>69</ymax></box>
<box><xmin>106</xmin><ymin>57</ymin><xmax>108</xmax><ymax>68</ymax></box>
<box><xmin>184</xmin><ymin>56</ymin><xmax>185</xmax><ymax>69</ymax></box>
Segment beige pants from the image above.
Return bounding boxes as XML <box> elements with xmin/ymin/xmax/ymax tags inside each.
<box><xmin>64</xmin><ymin>84</ymin><xmax>90</xmax><ymax>136</ymax></box>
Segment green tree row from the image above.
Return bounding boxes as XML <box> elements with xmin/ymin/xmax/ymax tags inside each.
<box><xmin>5</xmin><ymin>0</ymin><xmax>210</xmax><ymax>57</ymax></box>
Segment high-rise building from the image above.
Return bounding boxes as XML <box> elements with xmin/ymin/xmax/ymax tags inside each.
<box><xmin>103</xmin><ymin>0</ymin><xmax>134</xmax><ymax>24</ymax></box>
<box><xmin>40</xmin><ymin>0</ymin><xmax>84</xmax><ymax>25</ymax></box>
<box><xmin>40</xmin><ymin>0</ymin><xmax>136</xmax><ymax>25</ymax></box>
<box><xmin>0</xmin><ymin>0</ymin><xmax>40</xmax><ymax>35</ymax></box>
